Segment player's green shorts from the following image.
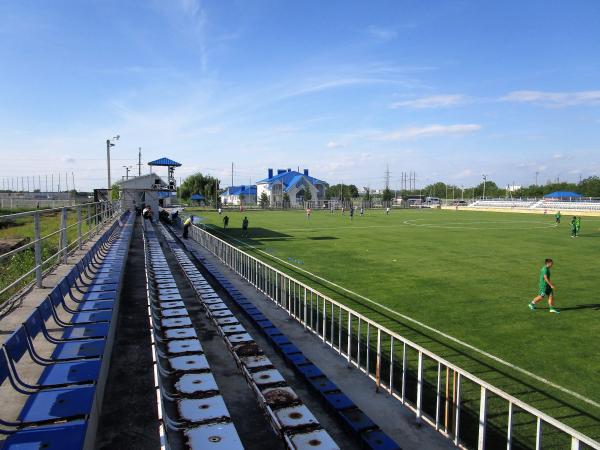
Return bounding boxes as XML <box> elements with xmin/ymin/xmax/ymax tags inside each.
<box><xmin>539</xmin><ymin>285</ymin><xmax>553</xmax><ymax>297</ymax></box>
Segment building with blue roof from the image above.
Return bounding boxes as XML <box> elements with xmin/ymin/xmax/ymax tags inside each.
<box><xmin>220</xmin><ymin>185</ymin><xmax>257</xmax><ymax>205</ymax></box>
<box><xmin>256</xmin><ymin>168</ymin><xmax>328</xmax><ymax>206</ymax></box>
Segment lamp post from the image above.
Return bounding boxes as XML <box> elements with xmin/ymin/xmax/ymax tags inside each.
<box><xmin>482</xmin><ymin>174</ymin><xmax>487</xmax><ymax>200</ymax></box>
<box><xmin>106</xmin><ymin>135</ymin><xmax>120</xmax><ymax>194</ymax></box>
<box><xmin>123</xmin><ymin>165</ymin><xmax>132</xmax><ymax>180</ymax></box>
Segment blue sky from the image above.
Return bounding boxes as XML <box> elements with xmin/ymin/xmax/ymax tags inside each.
<box><xmin>1</xmin><ymin>0</ymin><xmax>599</xmax><ymax>191</ymax></box>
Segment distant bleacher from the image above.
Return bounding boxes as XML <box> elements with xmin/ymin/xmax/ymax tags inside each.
<box><xmin>469</xmin><ymin>199</ymin><xmax>536</xmax><ymax>208</ymax></box>
<box><xmin>470</xmin><ymin>198</ymin><xmax>600</xmax><ymax>211</ymax></box>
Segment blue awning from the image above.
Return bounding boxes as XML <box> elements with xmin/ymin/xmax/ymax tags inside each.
<box><xmin>148</xmin><ymin>157</ymin><xmax>182</xmax><ymax>167</ymax></box>
<box><xmin>544</xmin><ymin>191</ymin><xmax>582</xmax><ymax>199</ymax></box>
<box><xmin>190</xmin><ymin>194</ymin><xmax>204</xmax><ymax>201</ymax></box>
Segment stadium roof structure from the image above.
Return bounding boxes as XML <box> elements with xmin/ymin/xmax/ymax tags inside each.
<box><xmin>190</xmin><ymin>193</ymin><xmax>204</xmax><ymax>201</ymax></box>
<box><xmin>544</xmin><ymin>191</ymin><xmax>582</xmax><ymax>198</ymax></box>
<box><xmin>222</xmin><ymin>185</ymin><xmax>257</xmax><ymax>196</ymax></box>
<box><xmin>256</xmin><ymin>169</ymin><xmax>327</xmax><ymax>189</ymax></box>
<box><xmin>147</xmin><ymin>157</ymin><xmax>182</xmax><ymax>167</ymax></box>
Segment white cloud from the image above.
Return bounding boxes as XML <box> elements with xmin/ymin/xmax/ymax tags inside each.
<box><xmin>326</xmin><ymin>141</ymin><xmax>345</xmax><ymax>149</ymax></box>
<box><xmin>501</xmin><ymin>90</ymin><xmax>600</xmax><ymax>107</ymax></box>
<box><xmin>390</xmin><ymin>94</ymin><xmax>465</xmax><ymax>109</ymax></box>
<box><xmin>378</xmin><ymin>124</ymin><xmax>481</xmax><ymax>141</ymax></box>
<box><xmin>451</xmin><ymin>169</ymin><xmax>473</xmax><ymax>179</ymax></box>
<box><xmin>365</xmin><ymin>26</ymin><xmax>398</xmax><ymax>41</ymax></box>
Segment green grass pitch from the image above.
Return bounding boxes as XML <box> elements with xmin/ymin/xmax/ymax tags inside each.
<box><xmin>190</xmin><ymin>207</ymin><xmax>600</xmax><ymax>445</ymax></box>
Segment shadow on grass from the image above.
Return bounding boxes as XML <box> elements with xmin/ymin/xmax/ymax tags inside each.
<box><xmin>308</xmin><ymin>236</ymin><xmax>338</xmax><ymax>240</ymax></box>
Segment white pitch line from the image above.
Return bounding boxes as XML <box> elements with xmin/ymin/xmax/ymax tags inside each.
<box><xmin>205</xmin><ymin>223</ymin><xmax>600</xmax><ymax>410</ymax></box>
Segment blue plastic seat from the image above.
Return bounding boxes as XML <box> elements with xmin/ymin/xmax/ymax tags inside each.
<box><xmin>18</xmin><ymin>386</ymin><xmax>95</xmax><ymax>423</ymax></box>
<box><xmin>307</xmin><ymin>376</ymin><xmax>339</xmax><ymax>394</ymax></box>
<box><xmin>0</xmin><ymin>356</ymin><xmax>94</xmax><ymax>429</ymax></box>
<box><xmin>297</xmin><ymin>364</ymin><xmax>324</xmax><ymax>379</ymax></box>
<box><xmin>3</xmin><ymin>328</ymin><xmax>101</xmax><ymax>387</ymax></box>
<box><xmin>278</xmin><ymin>344</ymin><xmax>301</xmax><ymax>355</ymax></box>
<box><xmin>2</xmin><ymin>419</ymin><xmax>87</xmax><ymax>450</ymax></box>
<box><xmin>361</xmin><ymin>429</ymin><xmax>401</xmax><ymax>450</ymax></box>
<box><xmin>271</xmin><ymin>335</ymin><xmax>291</xmax><ymax>346</ymax></box>
<box><xmin>323</xmin><ymin>392</ymin><xmax>355</xmax><ymax>410</ymax></box>
<box><xmin>24</xmin><ymin>314</ymin><xmax>105</xmax><ymax>362</ymax></box>
<box><xmin>38</xmin><ymin>299</ymin><xmax>109</xmax><ymax>340</ymax></box>
<box><xmin>339</xmin><ymin>408</ymin><xmax>377</xmax><ymax>433</ymax></box>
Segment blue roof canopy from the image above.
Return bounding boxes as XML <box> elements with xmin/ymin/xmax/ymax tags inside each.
<box><xmin>224</xmin><ymin>185</ymin><xmax>257</xmax><ymax>196</ymax></box>
<box><xmin>544</xmin><ymin>191</ymin><xmax>582</xmax><ymax>198</ymax></box>
<box><xmin>190</xmin><ymin>193</ymin><xmax>204</xmax><ymax>200</ymax></box>
<box><xmin>148</xmin><ymin>157</ymin><xmax>182</xmax><ymax>167</ymax></box>
<box><xmin>257</xmin><ymin>170</ymin><xmax>327</xmax><ymax>187</ymax></box>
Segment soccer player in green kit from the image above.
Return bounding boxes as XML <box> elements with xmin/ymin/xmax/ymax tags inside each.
<box><xmin>529</xmin><ymin>258</ymin><xmax>560</xmax><ymax>313</ymax></box>
<box><xmin>570</xmin><ymin>216</ymin><xmax>578</xmax><ymax>238</ymax></box>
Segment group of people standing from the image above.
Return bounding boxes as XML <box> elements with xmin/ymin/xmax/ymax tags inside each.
<box><xmin>555</xmin><ymin>211</ymin><xmax>582</xmax><ymax>237</ymax></box>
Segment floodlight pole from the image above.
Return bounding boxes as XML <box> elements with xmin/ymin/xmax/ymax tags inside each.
<box><xmin>482</xmin><ymin>174</ymin><xmax>487</xmax><ymax>199</ymax></box>
<box><xmin>106</xmin><ymin>135</ymin><xmax>119</xmax><ymax>196</ymax></box>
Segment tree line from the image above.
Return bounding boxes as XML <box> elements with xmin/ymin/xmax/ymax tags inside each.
<box><xmin>419</xmin><ymin>176</ymin><xmax>600</xmax><ymax>199</ymax></box>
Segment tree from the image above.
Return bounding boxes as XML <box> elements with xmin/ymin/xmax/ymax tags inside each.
<box><xmin>111</xmin><ymin>183</ymin><xmax>120</xmax><ymax>200</ymax></box>
<box><xmin>282</xmin><ymin>193</ymin><xmax>290</xmax><ymax>208</ymax></box>
<box><xmin>303</xmin><ymin>182</ymin><xmax>312</xmax><ymax>201</ymax></box>
<box><xmin>578</xmin><ymin>176</ymin><xmax>600</xmax><ymax>197</ymax></box>
<box><xmin>363</xmin><ymin>187</ymin><xmax>371</xmax><ymax>202</ymax></box>
<box><xmin>473</xmin><ymin>180</ymin><xmax>502</xmax><ymax>198</ymax></box>
<box><xmin>239</xmin><ymin>194</ymin><xmax>245</xmax><ymax>205</ymax></box>
<box><xmin>325</xmin><ymin>184</ymin><xmax>359</xmax><ymax>199</ymax></box>
<box><xmin>259</xmin><ymin>192</ymin><xmax>270</xmax><ymax>208</ymax></box>
<box><xmin>179</xmin><ymin>172</ymin><xmax>220</xmax><ymax>206</ymax></box>
<box><xmin>382</xmin><ymin>188</ymin><xmax>394</xmax><ymax>202</ymax></box>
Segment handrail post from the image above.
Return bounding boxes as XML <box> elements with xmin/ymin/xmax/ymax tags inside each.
<box><xmin>478</xmin><ymin>386</ymin><xmax>487</xmax><ymax>450</ymax></box>
<box><xmin>60</xmin><ymin>207</ymin><xmax>68</xmax><ymax>263</ymax></box>
<box><xmin>77</xmin><ymin>205</ymin><xmax>82</xmax><ymax>249</ymax></box>
<box><xmin>416</xmin><ymin>350</ymin><xmax>423</xmax><ymax>422</ymax></box>
<box><xmin>86</xmin><ymin>204</ymin><xmax>91</xmax><ymax>237</ymax></box>
<box><xmin>34</xmin><ymin>212</ymin><xmax>42</xmax><ymax>287</ymax></box>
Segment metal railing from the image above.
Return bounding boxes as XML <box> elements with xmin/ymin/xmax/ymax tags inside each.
<box><xmin>0</xmin><ymin>201</ymin><xmax>120</xmax><ymax>301</ymax></box>
<box><xmin>189</xmin><ymin>223</ymin><xmax>599</xmax><ymax>450</ymax></box>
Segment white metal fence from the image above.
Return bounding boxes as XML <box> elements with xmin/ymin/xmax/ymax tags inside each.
<box><xmin>189</xmin><ymin>223</ymin><xmax>599</xmax><ymax>450</ymax></box>
<box><xmin>0</xmin><ymin>198</ymin><xmax>77</xmax><ymax>209</ymax></box>
<box><xmin>0</xmin><ymin>201</ymin><xmax>120</xmax><ymax>301</ymax></box>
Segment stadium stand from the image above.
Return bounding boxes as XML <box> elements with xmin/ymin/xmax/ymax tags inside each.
<box><xmin>141</xmin><ymin>219</ymin><xmax>246</xmax><ymax>449</ymax></box>
<box><xmin>154</xmin><ymin>221</ymin><xmax>344</xmax><ymax>449</ymax></box>
<box><xmin>162</xmin><ymin>221</ymin><xmax>402</xmax><ymax>450</ymax></box>
<box><xmin>0</xmin><ymin>211</ymin><xmax>133</xmax><ymax>449</ymax></box>
<box><xmin>531</xmin><ymin>200</ymin><xmax>600</xmax><ymax>211</ymax></box>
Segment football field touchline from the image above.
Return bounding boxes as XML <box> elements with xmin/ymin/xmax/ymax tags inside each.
<box><xmin>205</xmin><ymin>224</ymin><xmax>600</xmax><ymax>410</ymax></box>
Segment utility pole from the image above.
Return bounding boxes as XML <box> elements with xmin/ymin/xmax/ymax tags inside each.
<box><xmin>66</xmin><ymin>172</ymin><xmax>69</xmax><ymax>191</ymax></box>
<box><xmin>51</xmin><ymin>174</ymin><xmax>54</xmax><ymax>193</ymax></box>
<box><xmin>385</xmin><ymin>164</ymin><xmax>390</xmax><ymax>190</ymax></box>
<box><xmin>123</xmin><ymin>166</ymin><xmax>132</xmax><ymax>180</ymax></box>
<box><xmin>45</xmin><ymin>175</ymin><xmax>48</xmax><ymax>193</ymax></box>
<box><xmin>138</xmin><ymin>147</ymin><xmax>142</xmax><ymax>176</ymax></box>
<box><xmin>72</xmin><ymin>172</ymin><xmax>75</xmax><ymax>192</ymax></box>
<box><xmin>535</xmin><ymin>171</ymin><xmax>539</xmax><ymax>186</ymax></box>
<box><xmin>231</xmin><ymin>162</ymin><xmax>234</xmax><ymax>187</ymax></box>
<box><xmin>58</xmin><ymin>173</ymin><xmax>61</xmax><ymax>192</ymax></box>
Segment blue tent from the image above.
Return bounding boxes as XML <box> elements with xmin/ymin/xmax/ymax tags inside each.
<box><xmin>544</xmin><ymin>191</ymin><xmax>582</xmax><ymax>199</ymax></box>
